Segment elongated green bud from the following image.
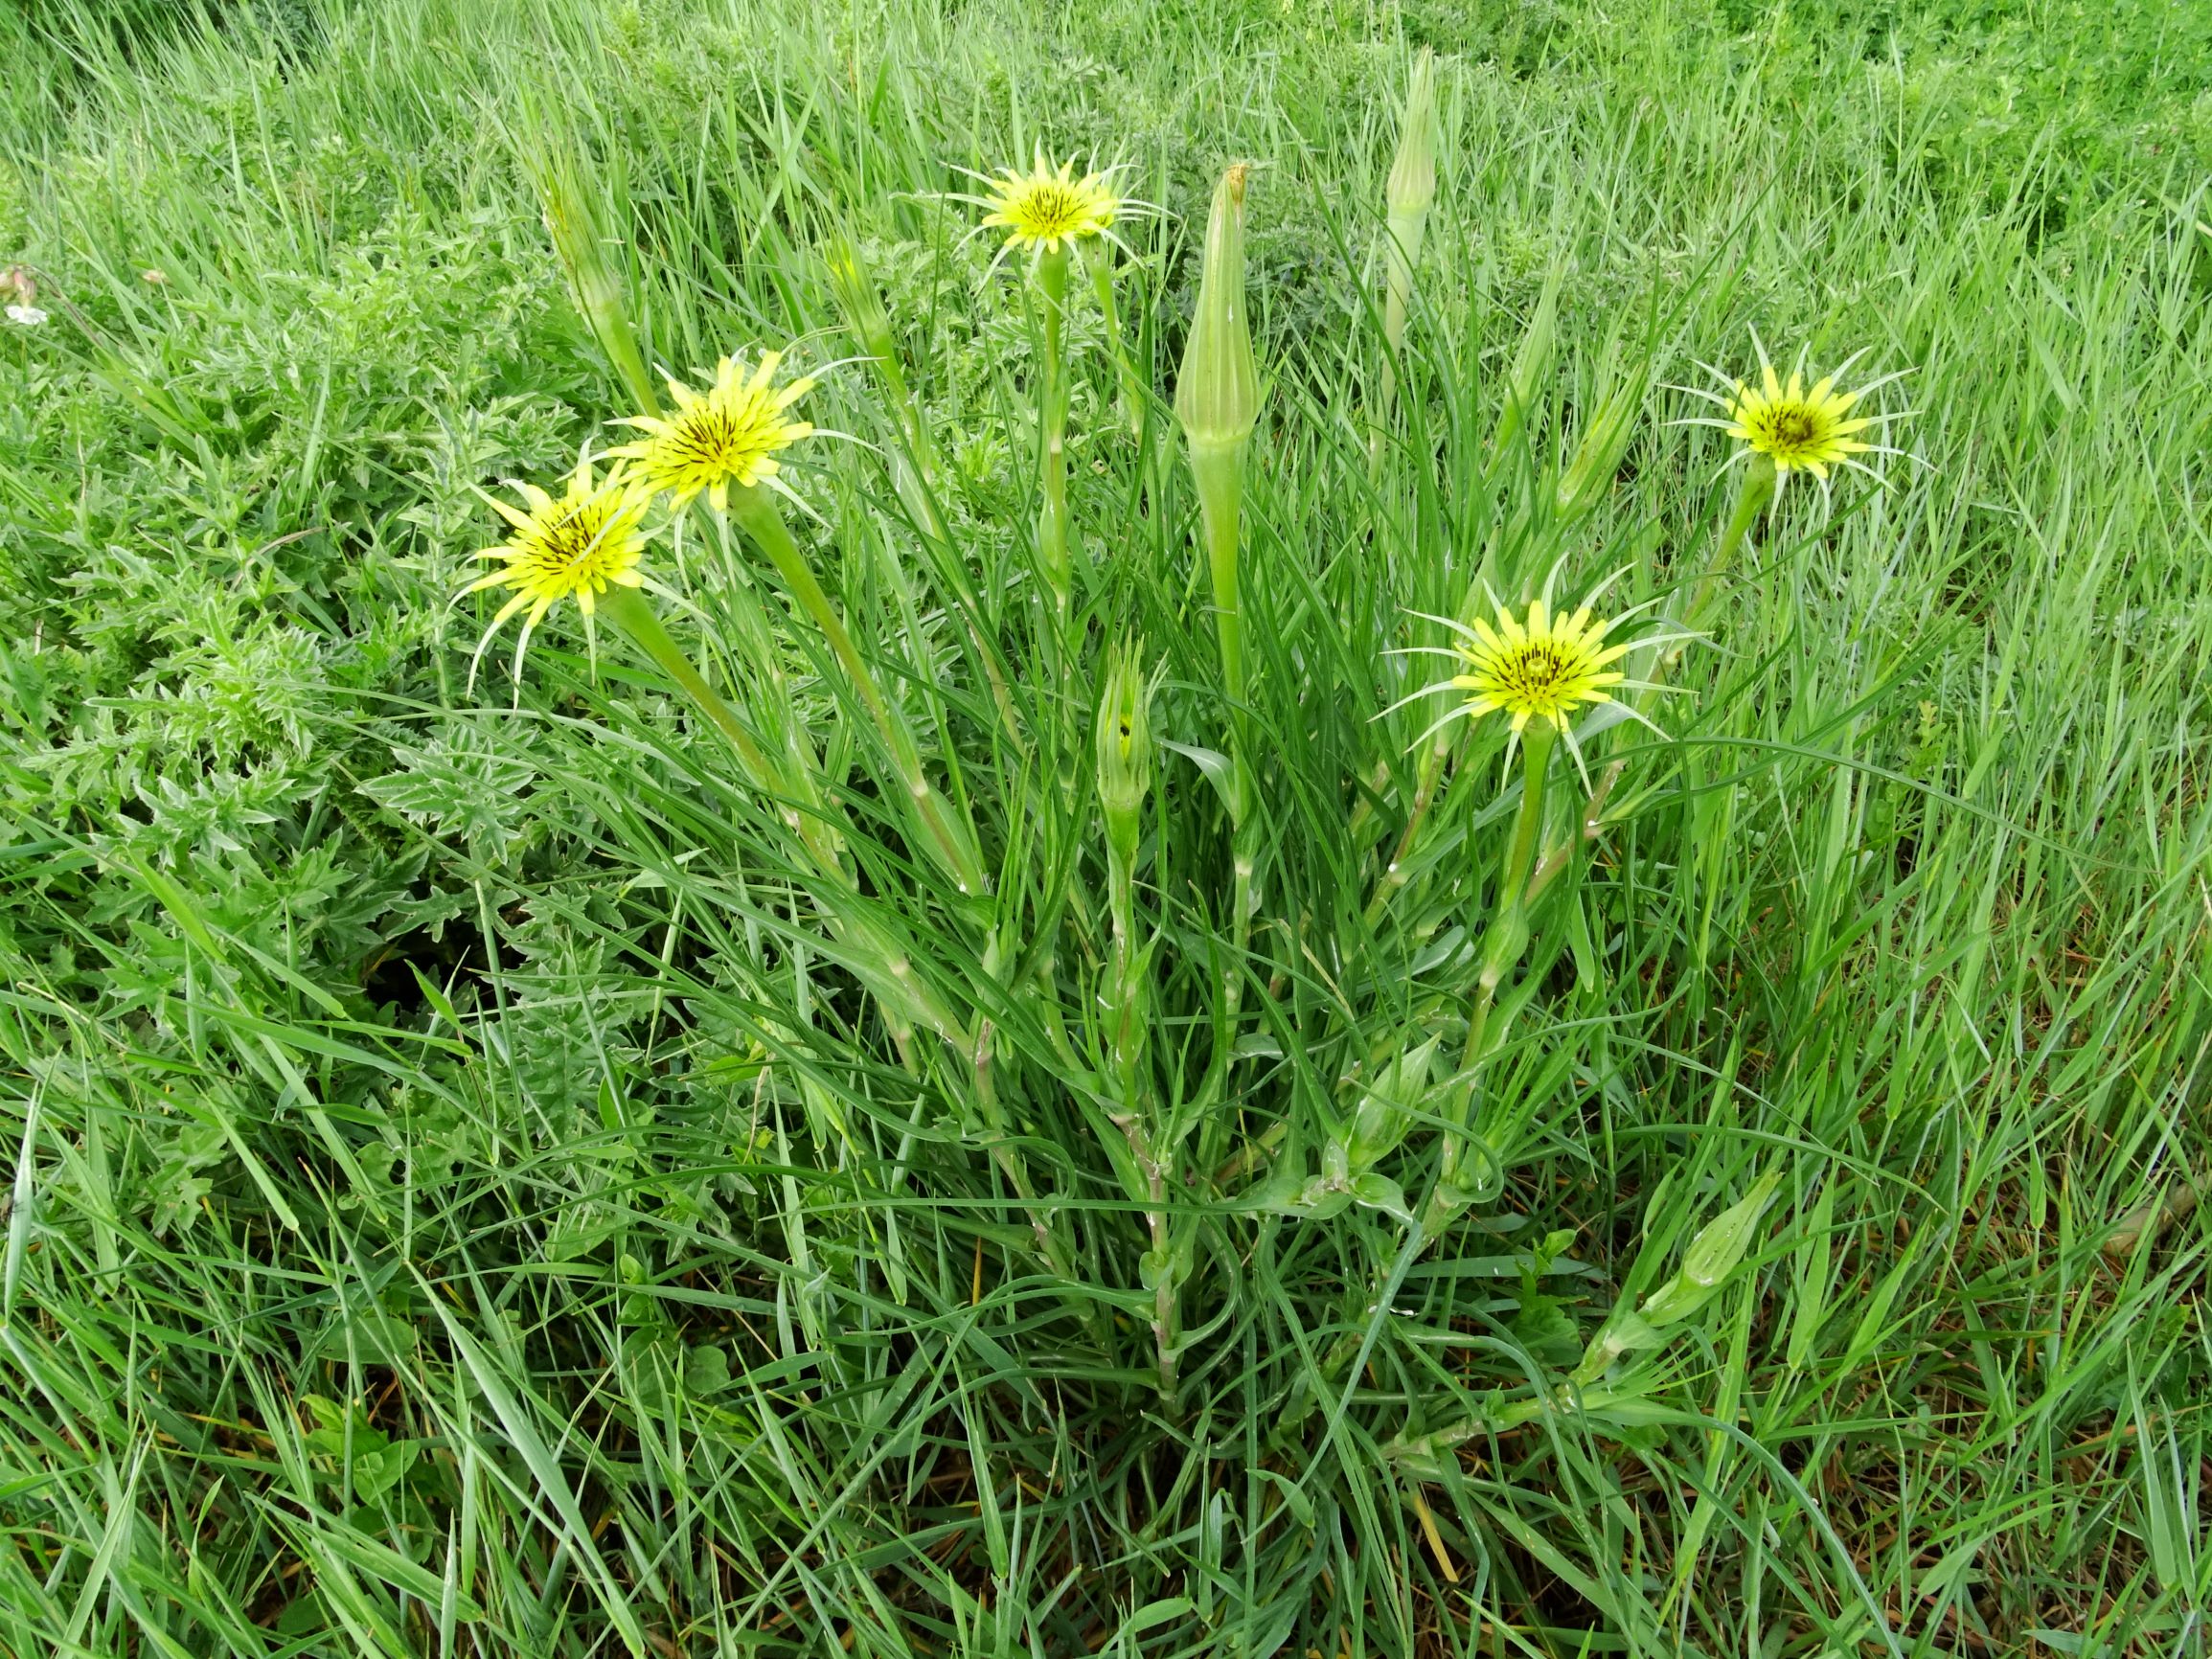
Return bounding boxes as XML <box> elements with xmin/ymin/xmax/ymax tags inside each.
<box><xmin>1383</xmin><ymin>50</ymin><xmax>1439</xmax><ymax>286</ymax></box>
<box><xmin>1492</xmin><ymin>262</ymin><xmax>1562</xmax><ymax>464</ymax></box>
<box><xmin>1092</xmin><ymin>632</ymin><xmax>1150</xmax><ymax>845</ymax></box>
<box><xmin>1638</xmin><ymin>1170</ymin><xmax>1783</xmax><ymax>1326</ymax></box>
<box><xmin>823</xmin><ymin>233</ymin><xmax>900</xmax><ymax>374</ymax></box>
<box><xmin>1095</xmin><ymin>636</ymin><xmax>1154</xmax><ymax>868</ymax></box>
<box><xmin>1556</xmin><ymin>375</ymin><xmax>1643</xmax><ymax>523</ymax></box>
<box><xmin>1369</xmin><ymin>52</ymin><xmax>1441</xmax><ymax>469</ymax></box>
<box><xmin>1174</xmin><ymin>164</ymin><xmax>1261</xmax><ymax>452</ymax></box>
<box><xmin>528</xmin><ymin>148</ymin><xmax>659</xmax><ymax>418</ymax></box>
<box><xmin>1175</xmin><ymin>165</ymin><xmax>1262</xmax><ymax>739</ymax></box>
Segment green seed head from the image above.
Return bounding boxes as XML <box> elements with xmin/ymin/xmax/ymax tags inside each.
<box><xmin>1174</xmin><ymin>164</ymin><xmax>1262</xmax><ymax>453</ymax></box>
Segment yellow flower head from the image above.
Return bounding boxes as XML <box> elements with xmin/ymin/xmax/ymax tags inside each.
<box><xmin>1451</xmin><ymin>599</ymin><xmax>1630</xmax><ymax>737</ymax></box>
<box><xmin>976</xmin><ymin>152</ymin><xmax>1121</xmax><ymax>256</ymax></box>
<box><xmin>609</xmin><ymin>350</ymin><xmax>816</xmax><ymax>511</ymax></box>
<box><xmin>1683</xmin><ymin>339</ymin><xmax>1908</xmax><ymax>503</ymax></box>
<box><xmin>463</xmin><ymin>456</ymin><xmax>650</xmax><ymax>652</ymax></box>
<box><xmin>1723</xmin><ymin>361</ymin><xmax>1876</xmax><ymax>480</ymax></box>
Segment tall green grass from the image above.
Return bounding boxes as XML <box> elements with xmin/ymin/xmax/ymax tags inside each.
<box><xmin>2</xmin><ymin>0</ymin><xmax>2209</xmax><ymax>1654</ymax></box>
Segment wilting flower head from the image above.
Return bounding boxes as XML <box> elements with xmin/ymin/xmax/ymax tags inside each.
<box><xmin>1450</xmin><ymin>599</ymin><xmax>1630</xmax><ymax>738</ymax></box>
<box><xmin>609</xmin><ymin>351</ymin><xmax>816</xmax><ymax>511</ymax></box>
<box><xmin>972</xmin><ymin>150</ymin><xmax>1122</xmax><ymax>257</ymax></box>
<box><xmin>1685</xmin><ymin>336</ymin><xmax>1908</xmax><ymax>500</ymax></box>
<box><xmin>462</xmin><ymin>455</ymin><xmax>650</xmax><ymax>684</ymax></box>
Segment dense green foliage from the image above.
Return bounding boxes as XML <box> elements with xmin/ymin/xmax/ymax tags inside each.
<box><xmin>3</xmin><ymin>0</ymin><xmax>2209</xmax><ymax>1654</ymax></box>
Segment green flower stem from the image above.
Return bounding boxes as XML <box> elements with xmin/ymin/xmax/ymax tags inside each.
<box><xmin>1035</xmin><ymin>244</ymin><xmax>1074</xmax><ymax>634</ymax></box>
<box><xmin>1365</xmin><ymin>216</ymin><xmax>1420</xmax><ymax>473</ymax></box>
<box><xmin>604</xmin><ymin>580</ymin><xmax>1080</xmax><ymax>1287</ymax></box>
<box><xmin>1518</xmin><ymin>456</ymin><xmax>1776</xmax><ymax>898</ymax></box>
<box><xmin>1428</xmin><ymin>719</ymin><xmax>1554</xmax><ymax>1228</ymax></box>
<box><xmin>727</xmin><ymin>485</ymin><xmax>992</xmax><ymax>900</ymax></box>
<box><xmin>1190</xmin><ymin>440</ymin><xmax>1249</xmax><ymax>723</ymax></box>
<box><xmin>1103</xmin><ymin>841</ymin><xmax>1176</xmax><ymax>1404</ymax></box>
<box><xmin>1083</xmin><ymin>238</ymin><xmax>1143</xmax><ymax>437</ymax></box>
<box><xmin>1286</xmin><ymin>723</ymin><xmax>1562</xmax><ymax>1410</ymax></box>
<box><xmin>600</xmin><ymin>583</ymin><xmax>968</xmax><ymax>1034</ymax></box>
<box><xmin>1520</xmin><ymin>754</ymin><xmax>1620</xmax><ymax>911</ymax></box>
<box><xmin>1679</xmin><ymin>454</ymin><xmax>1775</xmax><ymax>639</ymax></box>
<box><xmin>1364</xmin><ymin>717</ymin><xmax>1457</xmax><ymax>926</ymax></box>
<box><xmin>856</xmin><ymin>356</ymin><xmax>1023</xmax><ymax>753</ymax></box>
<box><xmin>597</xmin><ymin>583</ymin><xmax>810</xmax><ymax>844</ymax></box>
<box><xmin>825</xmin><ymin>238</ymin><xmax>1024</xmax><ymax>749</ymax></box>
<box><xmin>1385</xmin><ymin>1381</ymin><xmax>1631</xmax><ymax>1468</ymax></box>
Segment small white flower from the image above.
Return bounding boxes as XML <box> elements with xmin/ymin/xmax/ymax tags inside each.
<box><xmin>5</xmin><ymin>305</ymin><xmax>47</xmax><ymax>327</ymax></box>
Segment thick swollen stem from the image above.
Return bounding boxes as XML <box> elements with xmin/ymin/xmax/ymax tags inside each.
<box><xmin>1188</xmin><ymin>435</ymin><xmax>1257</xmax><ymax>1083</ymax></box>
<box><xmin>727</xmin><ymin>486</ymin><xmax>991</xmax><ymax>899</ymax></box>
<box><xmin>1487</xmin><ymin>724</ymin><xmax>1556</xmax><ymax>958</ymax></box>
<box><xmin>1365</xmin><ymin>223</ymin><xmax>1417</xmax><ymax>473</ymax></box>
<box><xmin>1523</xmin><ymin>758</ymin><xmax>1621</xmax><ymax>910</ymax></box>
<box><xmin>1190</xmin><ymin>441</ymin><xmax>1249</xmax><ymax>722</ymax></box>
<box><xmin>599</xmin><ymin>585</ymin><xmax>756</xmax><ymax>761</ymax></box>
<box><xmin>605</xmin><ymin>580</ymin><xmax>1076</xmax><ymax>1295</ymax></box>
<box><xmin>1225</xmin><ymin>827</ymin><xmax>1256</xmax><ymax>1019</ymax></box>
<box><xmin>599</xmin><ymin>584</ymin><xmax>846</xmax><ymax>874</ymax></box>
<box><xmin>1035</xmin><ymin>245</ymin><xmax>1074</xmax><ymax>634</ymax></box>
<box><xmin>599</xmin><ymin>587</ymin><xmax>983</xmax><ymax>1044</ymax></box>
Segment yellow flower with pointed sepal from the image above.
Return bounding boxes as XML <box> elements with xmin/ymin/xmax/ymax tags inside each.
<box><xmin>969</xmin><ymin>150</ymin><xmax>1123</xmax><ymax>257</ymax></box>
<box><xmin>1451</xmin><ymin>599</ymin><xmax>1630</xmax><ymax>737</ymax></box>
<box><xmin>1724</xmin><ymin>363</ymin><xmax>1873</xmax><ymax>479</ymax></box>
<box><xmin>461</xmin><ymin>455</ymin><xmax>650</xmax><ymax>685</ymax></box>
<box><xmin>1683</xmin><ymin>337</ymin><xmax>1909</xmax><ymax>500</ymax></box>
<box><xmin>1391</xmin><ymin>580</ymin><xmax>1690</xmax><ymax>779</ymax></box>
<box><xmin>609</xmin><ymin>350</ymin><xmax>816</xmax><ymax>511</ymax></box>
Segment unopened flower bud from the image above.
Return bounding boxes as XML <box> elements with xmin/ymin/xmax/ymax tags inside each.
<box><xmin>823</xmin><ymin>234</ymin><xmax>898</xmax><ymax>370</ymax></box>
<box><xmin>1095</xmin><ymin>636</ymin><xmax>1154</xmax><ymax>864</ymax></box>
<box><xmin>1640</xmin><ymin>1170</ymin><xmax>1782</xmax><ymax>1326</ymax></box>
<box><xmin>1556</xmin><ymin>376</ymin><xmax>1643</xmax><ymax>522</ymax></box>
<box><xmin>527</xmin><ymin>149</ymin><xmax>659</xmax><ymax>417</ymax></box>
<box><xmin>1174</xmin><ymin>165</ymin><xmax>1261</xmax><ymax>453</ymax></box>
<box><xmin>1384</xmin><ymin>50</ymin><xmax>1439</xmax><ymax>246</ymax></box>
<box><xmin>1370</xmin><ymin>51</ymin><xmax>1443</xmax><ymax>466</ymax></box>
<box><xmin>1492</xmin><ymin>266</ymin><xmax>1560</xmax><ymax>462</ymax></box>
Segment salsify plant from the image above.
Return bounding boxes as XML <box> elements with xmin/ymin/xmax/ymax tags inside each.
<box><xmin>452</xmin><ymin>48</ymin><xmax>1911</xmax><ymax>1627</ymax></box>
